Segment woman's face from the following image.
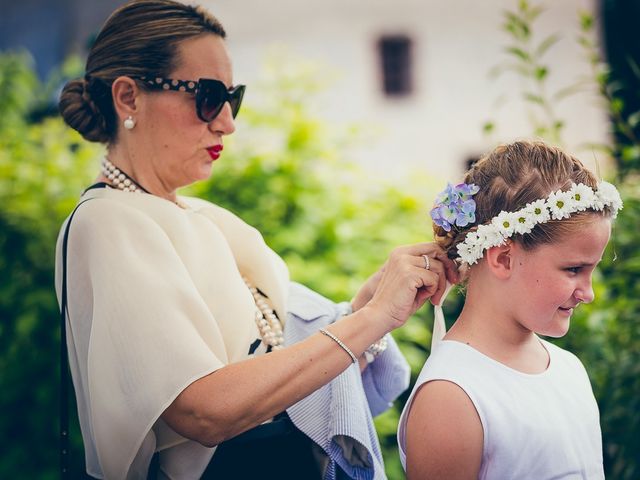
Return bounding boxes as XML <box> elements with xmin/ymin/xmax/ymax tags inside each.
<box><xmin>135</xmin><ymin>34</ymin><xmax>236</xmax><ymax>191</ymax></box>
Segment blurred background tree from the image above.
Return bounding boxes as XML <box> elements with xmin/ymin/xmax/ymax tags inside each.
<box><xmin>1</xmin><ymin>1</ymin><xmax>638</xmax><ymax>477</ymax></box>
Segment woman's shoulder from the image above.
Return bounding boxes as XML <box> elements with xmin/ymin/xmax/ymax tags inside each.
<box><xmin>181</xmin><ymin>196</ymin><xmax>266</xmax><ymax>244</ymax></box>
<box><xmin>181</xmin><ymin>196</ymin><xmax>251</xmax><ymax>226</ymax></box>
<box><xmin>59</xmin><ymin>188</ymin><xmax>202</xmax><ymax>253</ymax></box>
<box><xmin>69</xmin><ymin>187</ymin><xmax>170</xmax><ymax>231</ymax></box>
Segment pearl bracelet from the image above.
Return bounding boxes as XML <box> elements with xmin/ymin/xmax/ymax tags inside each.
<box><xmin>363</xmin><ymin>335</ymin><xmax>388</xmax><ymax>363</ymax></box>
<box><xmin>319</xmin><ymin>328</ymin><xmax>358</xmax><ymax>364</ymax></box>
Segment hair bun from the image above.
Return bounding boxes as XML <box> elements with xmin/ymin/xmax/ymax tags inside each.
<box><xmin>58</xmin><ymin>78</ymin><xmax>110</xmax><ymax>143</ymax></box>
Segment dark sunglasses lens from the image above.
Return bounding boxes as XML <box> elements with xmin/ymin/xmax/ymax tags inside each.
<box><xmin>197</xmin><ymin>81</ymin><xmax>246</xmax><ymax>121</ymax></box>
<box><xmin>196</xmin><ymin>81</ymin><xmax>226</xmax><ymax>122</ymax></box>
<box><xmin>228</xmin><ymin>85</ymin><xmax>245</xmax><ymax>118</ymax></box>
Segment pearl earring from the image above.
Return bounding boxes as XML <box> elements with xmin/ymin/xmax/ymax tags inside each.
<box><xmin>123</xmin><ymin>116</ymin><xmax>136</xmax><ymax>130</ymax></box>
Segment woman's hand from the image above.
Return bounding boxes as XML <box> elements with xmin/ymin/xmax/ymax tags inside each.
<box><xmin>361</xmin><ymin>243</ymin><xmax>459</xmax><ymax>331</ymax></box>
<box><xmin>351</xmin><ymin>242</ymin><xmax>458</xmax><ymax>312</ymax></box>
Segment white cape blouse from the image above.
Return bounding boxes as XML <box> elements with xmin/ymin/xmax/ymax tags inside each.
<box><xmin>55</xmin><ymin>187</ymin><xmax>289</xmax><ymax>479</ymax></box>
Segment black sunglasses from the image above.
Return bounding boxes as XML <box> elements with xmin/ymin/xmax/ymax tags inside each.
<box><xmin>136</xmin><ymin>76</ymin><xmax>246</xmax><ymax>122</ymax></box>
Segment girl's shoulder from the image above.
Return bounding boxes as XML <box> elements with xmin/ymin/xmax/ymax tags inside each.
<box><xmin>539</xmin><ymin>338</ymin><xmax>590</xmax><ymax>377</ymax></box>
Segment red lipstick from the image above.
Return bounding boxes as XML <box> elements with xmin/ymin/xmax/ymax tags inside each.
<box><xmin>206</xmin><ymin>144</ymin><xmax>223</xmax><ymax>160</ymax></box>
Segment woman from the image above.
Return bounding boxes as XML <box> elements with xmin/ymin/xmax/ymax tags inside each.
<box><xmin>56</xmin><ymin>1</ymin><xmax>457</xmax><ymax>478</ymax></box>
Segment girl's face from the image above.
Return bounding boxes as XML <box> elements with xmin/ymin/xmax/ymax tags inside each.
<box><xmin>509</xmin><ymin>216</ymin><xmax>611</xmax><ymax>337</ymax></box>
<box><xmin>135</xmin><ymin>34</ymin><xmax>236</xmax><ymax>190</ymax></box>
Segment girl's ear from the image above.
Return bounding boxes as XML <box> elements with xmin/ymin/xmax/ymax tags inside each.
<box><xmin>484</xmin><ymin>240</ymin><xmax>514</xmax><ymax>280</ymax></box>
<box><xmin>111</xmin><ymin>76</ymin><xmax>141</xmax><ymax>122</ymax></box>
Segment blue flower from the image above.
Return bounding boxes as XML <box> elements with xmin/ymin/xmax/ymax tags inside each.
<box><xmin>455</xmin><ymin>199</ymin><xmax>476</xmax><ymax>227</ymax></box>
<box><xmin>431</xmin><ymin>204</ymin><xmax>454</xmax><ymax>231</ymax></box>
<box><xmin>455</xmin><ymin>183</ymin><xmax>480</xmax><ymax>201</ymax></box>
<box><xmin>430</xmin><ymin>182</ymin><xmax>479</xmax><ymax>230</ymax></box>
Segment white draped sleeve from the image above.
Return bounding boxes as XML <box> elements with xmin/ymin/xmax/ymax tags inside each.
<box><xmin>62</xmin><ymin>198</ymin><xmax>234</xmax><ymax>479</ymax></box>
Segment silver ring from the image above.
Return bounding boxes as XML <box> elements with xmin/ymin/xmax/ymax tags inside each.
<box><xmin>422</xmin><ymin>254</ymin><xmax>431</xmax><ymax>270</ymax></box>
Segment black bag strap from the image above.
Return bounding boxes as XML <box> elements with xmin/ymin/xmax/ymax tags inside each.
<box><xmin>60</xmin><ymin>183</ymin><xmax>107</xmax><ymax>477</ymax></box>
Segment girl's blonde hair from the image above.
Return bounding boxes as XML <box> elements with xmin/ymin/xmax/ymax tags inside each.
<box><xmin>434</xmin><ymin>140</ymin><xmax>614</xmax><ymax>260</ymax></box>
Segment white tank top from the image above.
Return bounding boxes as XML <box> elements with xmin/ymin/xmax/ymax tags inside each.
<box><xmin>397</xmin><ymin>339</ymin><xmax>604</xmax><ymax>479</ymax></box>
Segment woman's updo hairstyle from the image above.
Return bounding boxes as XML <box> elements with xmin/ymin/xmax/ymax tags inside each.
<box><xmin>59</xmin><ymin>0</ymin><xmax>226</xmax><ymax>143</ymax></box>
<box><xmin>434</xmin><ymin>140</ymin><xmax>614</xmax><ymax>260</ymax></box>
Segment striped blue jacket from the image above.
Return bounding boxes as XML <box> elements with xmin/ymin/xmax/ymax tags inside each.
<box><xmin>285</xmin><ymin>282</ymin><xmax>411</xmax><ymax>480</ymax></box>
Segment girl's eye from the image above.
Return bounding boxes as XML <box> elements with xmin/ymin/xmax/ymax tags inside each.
<box><xmin>566</xmin><ymin>266</ymin><xmax>582</xmax><ymax>274</ymax></box>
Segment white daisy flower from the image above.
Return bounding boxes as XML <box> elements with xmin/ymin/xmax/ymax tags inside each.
<box><xmin>525</xmin><ymin>199</ymin><xmax>551</xmax><ymax>225</ymax></box>
<box><xmin>597</xmin><ymin>181</ymin><xmax>623</xmax><ymax>217</ymax></box>
<box><xmin>513</xmin><ymin>209</ymin><xmax>536</xmax><ymax>235</ymax></box>
<box><xmin>570</xmin><ymin>183</ymin><xmax>596</xmax><ymax>211</ymax></box>
<box><xmin>491</xmin><ymin>211</ymin><xmax>518</xmax><ymax>237</ymax></box>
<box><xmin>477</xmin><ymin>223</ymin><xmax>506</xmax><ymax>249</ymax></box>
<box><xmin>457</xmin><ymin>241</ymin><xmax>479</xmax><ymax>265</ymax></box>
<box><xmin>547</xmin><ymin>189</ymin><xmax>574</xmax><ymax>220</ymax></box>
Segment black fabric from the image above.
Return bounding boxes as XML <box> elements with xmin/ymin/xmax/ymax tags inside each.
<box><xmin>202</xmin><ymin>412</ymin><xmax>321</xmax><ymax>479</ymax></box>
<box><xmin>147</xmin><ymin>413</ymin><xmax>321</xmax><ymax>479</ymax></box>
<box><xmin>147</xmin><ymin>412</ymin><xmax>321</xmax><ymax>479</ymax></box>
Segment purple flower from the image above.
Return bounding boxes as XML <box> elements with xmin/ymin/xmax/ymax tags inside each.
<box><xmin>455</xmin><ymin>183</ymin><xmax>480</xmax><ymax>201</ymax></box>
<box><xmin>431</xmin><ymin>204</ymin><xmax>456</xmax><ymax>232</ymax></box>
<box><xmin>455</xmin><ymin>199</ymin><xmax>476</xmax><ymax>227</ymax></box>
<box><xmin>430</xmin><ymin>182</ymin><xmax>479</xmax><ymax>230</ymax></box>
<box><xmin>434</xmin><ymin>183</ymin><xmax>456</xmax><ymax>206</ymax></box>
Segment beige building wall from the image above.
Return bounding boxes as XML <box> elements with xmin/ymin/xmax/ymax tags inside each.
<box><xmin>204</xmin><ymin>0</ymin><xmax>610</xmax><ymax>183</ymax></box>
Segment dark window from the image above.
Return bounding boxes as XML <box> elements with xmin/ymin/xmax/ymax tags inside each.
<box><xmin>378</xmin><ymin>35</ymin><xmax>413</xmax><ymax>96</ymax></box>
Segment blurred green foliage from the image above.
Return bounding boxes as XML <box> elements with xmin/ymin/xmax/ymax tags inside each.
<box><xmin>0</xmin><ymin>27</ymin><xmax>638</xmax><ymax>480</ymax></box>
<box><xmin>0</xmin><ymin>51</ymin><xmax>102</xmax><ymax>479</ymax></box>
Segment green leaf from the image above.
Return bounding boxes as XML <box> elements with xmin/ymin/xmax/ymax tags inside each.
<box><xmin>482</xmin><ymin>121</ymin><xmax>495</xmax><ymax>135</ymax></box>
<box><xmin>553</xmin><ymin>83</ymin><xmax>587</xmax><ymax>101</ymax></box>
<box><xmin>535</xmin><ymin>66</ymin><xmax>548</xmax><ymax>81</ymax></box>
<box><xmin>627</xmin><ymin>111</ymin><xmax>640</xmax><ymax>128</ymax></box>
<box><xmin>535</xmin><ymin>34</ymin><xmax>560</xmax><ymax>57</ymax></box>
<box><xmin>523</xmin><ymin>92</ymin><xmax>545</xmax><ymax>105</ymax></box>
<box><xmin>505</xmin><ymin>46</ymin><xmax>531</xmax><ymax>62</ymax></box>
<box><xmin>579</xmin><ymin>10</ymin><xmax>594</xmax><ymax>31</ymax></box>
<box><xmin>525</xmin><ymin>5</ymin><xmax>544</xmax><ymax>22</ymax></box>
<box><xmin>611</xmin><ymin>98</ymin><xmax>624</xmax><ymax>114</ymax></box>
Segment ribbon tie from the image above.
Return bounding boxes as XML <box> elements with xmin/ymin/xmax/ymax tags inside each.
<box><xmin>431</xmin><ymin>282</ymin><xmax>454</xmax><ymax>351</ymax></box>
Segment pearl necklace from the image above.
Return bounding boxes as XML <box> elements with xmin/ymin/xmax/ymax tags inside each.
<box><xmin>101</xmin><ymin>157</ymin><xmax>188</xmax><ymax>209</ymax></box>
<box><xmin>244</xmin><ymin>277</ymin><xmax>284</xmax><ymax>351</ymax></box>
<box><xmin>101</xmin><ymin>158</ymin><xmax>144</xmax><ymax>193</ymax></box>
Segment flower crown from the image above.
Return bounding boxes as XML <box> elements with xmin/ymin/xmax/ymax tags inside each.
<box><xmin>430</xmin><ymin>181</ymin><xmax>623</xmax><ymax>265</ymax></box>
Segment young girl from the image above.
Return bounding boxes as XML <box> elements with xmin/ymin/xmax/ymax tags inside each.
<box><xmin>397</xmin><ymin>140</ymin><xmax>623</xmax><ymax>479</ymax></box>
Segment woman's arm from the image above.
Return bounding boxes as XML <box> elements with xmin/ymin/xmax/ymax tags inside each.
<box><xmin>161</xmin><ymin>243</ymin><xmax>445</xmax><ymax>447</ymax></box>
<box><xmin>162</xmin><ymin>306</ymin><xmax>387</xmax><ymax>446</ymax></box>
<box><xmin>405</xmin><ymin>380</ymin><xmax>483</xmax><ymax>480</ymax></box>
